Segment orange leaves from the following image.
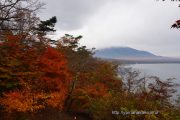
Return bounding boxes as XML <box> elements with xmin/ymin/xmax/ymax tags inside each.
<box><xmin>39</xmin><ymin>47</ymin><xmax>68</xmax><ymax>75</ymax></box>
<box><xmin>38</xmin><ymin>47</ymin><xmax>71</xmax><ymax>91</ymax></box>
<box><xmin>0</xmin><ymin>89</ymin><xmax>69</xmax><ymax>112</ymax></box>
<box><xmin>0</xmin><ymin>33</ymin><xmax>121</xmax><ymax>114</ymax></box>
<box><xmin>69</xmin><ymin>82</ymin><xmax>110</xmax><ymax>111</ymax></box>
<box><xmin>46</xmin><ymin>92</ymin><xmax>66</xmax><ymax>109</ymax></box>
<box><xmin>36</xmin><ymin>47</ymin><xmax>71</xmax><ymax>110</ymax></box>
<box><xmin>0</xmin><ymin>91</ymin><xmax>45</xmax><ymax>112</ymax></box>
<box><xmin>0</xmin><ymin>36</ymin><xmax>72</xmax><ymax>112</ymax></box>
<box><xmin>74</xmin><ymin>82</ymin><xmax>110</xmax><ymax>98</ymax></box>
<box><xmin>85</xmin><ymin>83</ymin><xmax>110</xmax><ymax>98</ymax></box>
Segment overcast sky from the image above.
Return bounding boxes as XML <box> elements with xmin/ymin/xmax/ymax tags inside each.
<box><xmin>39</xmin><ymin>0</ymin><xmax>180</xmax><ymax>57</ymax></box>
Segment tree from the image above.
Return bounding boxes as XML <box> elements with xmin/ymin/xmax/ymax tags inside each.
<box><xmin>171</xmin><ymin>20</ymin><xmax>180</xmax><ymax>29</ymax></box>
<box><xmin>119</xmin><ymin>67</ymin><xmax>145</xmax><ymax>93</ymax></box>
<box><xmin>34</xmin><ymin>16</ymin><xmax>57</xmax><ymax>36</ymax></box>
<box><xmin>56</xmin><ymin>34</ymin><xmax>122</xmax><ymax>113</ymax></box>
<box><xmin>147</xmin><ymin>76</ymin><xmax>178</xmax><ymax>105</ymax></box>
<box><xmin>156</xmin><ymin>0</ymin><xmax>180</xmax><ymax>28</ymax></box>
<box><xmin>36</xmin><ymin>46</ymin><xmax>71</xmax><ymax>110</ymax></box>
<box><xmin>0</xmin><ymin>0</ymin><xmax>43</xmax><ymax>33</ymax></box>
<box><xmin>0</xmin><ymin>0</ymin><xmax>72</xmax><ymax>113</ymax></box>
<box><xmin>56</xmin><ymin>34</ymin><xmax>94</xmax><ymax>111</ymax></box>
<box><xmin>0</xmin><ymin>33</ymin><xmax>71</xmax><ymax>112</ymax></box>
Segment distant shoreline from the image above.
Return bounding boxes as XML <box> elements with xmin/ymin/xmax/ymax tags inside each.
<box><xmin>101</xmin><ymin>58</ymin><xmax>180</xmax><ymax>64</ymax></box>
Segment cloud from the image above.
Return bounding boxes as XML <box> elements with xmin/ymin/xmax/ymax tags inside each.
<box><xmin>79</xmin><ymin>0</ymin><xmax>180</xmax><ymax>57</ymax></box>
<box><xmin>40</xmin><ymin>0</ymin><xmax>113</xmax><ymax>30</ymax></box>
<box><xmin>39</xmin><ymin>0</ymin><xmax>180</xmax><ymax>57</ymax></box>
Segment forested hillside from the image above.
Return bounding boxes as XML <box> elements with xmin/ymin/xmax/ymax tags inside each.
<box><xmin>0</xmin><ymin>0</ymin><xmax>180</xmax><ymax>120</ymax></box>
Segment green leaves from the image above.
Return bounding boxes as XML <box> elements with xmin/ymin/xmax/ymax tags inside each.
<box><xmin>35</xmin><ymin>16</ymin><xmax>57</xmax><ymax>35</ymax></box>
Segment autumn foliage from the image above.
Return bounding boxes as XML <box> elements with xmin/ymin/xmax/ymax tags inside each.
<box><xmin>0</xmin><ymin>1</ymin><xmax>180</xmax><ymax>119</ymax></box>
<box><xmin>0</xmin><ymin>34</ymin><xmax>71</xmax><ymax>112</ymax></box>
<box><xmin>1</xmin><ymin>32</ymin><xmax>180</xmax><ymax>120</ymax></box>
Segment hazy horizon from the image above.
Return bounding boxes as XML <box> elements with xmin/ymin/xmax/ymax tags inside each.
<box><xmin>39</xmin><ymin>0</ymin><xmax>180</xmax><ymax>57</ymax></box>
<box><xmin>95</xmin><ymin>46</ymin><xmax>180</xmax><ymax>58</ymax></box>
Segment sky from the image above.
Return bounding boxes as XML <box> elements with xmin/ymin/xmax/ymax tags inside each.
<box><xmin>39</xmin><ymin>0</ymin><xmax>180</xmax><ymax>57</ymax></box>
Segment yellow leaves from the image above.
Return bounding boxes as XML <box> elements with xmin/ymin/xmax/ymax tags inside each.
<box><xmin>69</xmin><ymin>82</ymin><xmax>111</xmax><ymax>112</ymax></box>
<box><xmin>74</xmin><ymin>82</ymin><xmax>110</xmax><ymax>100</ymax></box>
<box><xmin>0</xmin><ymin>91</ymin><xmax>32</xmax><ymax>112</ymax></box>
<box><xmin>145</xmin><ymin>114</ymin><xmax>159</xmax><ymax>120</ymax></box>
<box><xmin>0</xmin><ymin>79</ymin><xmax>69</xmax><ymax>113</ymax></box>
<box><xmin>85</xmin><ymin>83</ymin><xmax>110</xmax><ymax>98</ymax></box>
<box><xmin>46</xmin><ymin>92</ymin><xmax>66</xmax><ymax>109</ymax></box>
<box><xmin>0</xmin><ymin>91</ymin><xmax>44</xmax><ymax>112</ymax></box>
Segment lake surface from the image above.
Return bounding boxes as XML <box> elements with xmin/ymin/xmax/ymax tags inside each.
<box><xmin>124</xmin><ymin>64</ymin><xmax>180</xmax><ymax>100</ymax></box>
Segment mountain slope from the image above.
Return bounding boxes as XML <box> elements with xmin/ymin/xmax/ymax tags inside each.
<box><xmin>94</xmin><ymin>47</ymin><xmax>157</xmax><ymax>59</ymax></box>
<box><xmin>94</xmin><ymin>47</ymin><xmax>180</xmax><ymax>63</ymax></box>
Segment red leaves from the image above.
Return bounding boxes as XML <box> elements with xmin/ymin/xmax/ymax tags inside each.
<box><xmin>0</xmin><ymin>35</ymin><xmax>72</xmax><ymax>112</ymax></box>
<box><xmin>6</xmin><ymin>35</ymin><xmax>24</xmax><ymax>42</ymax></box>
<box><xmin>36</xmin><ymin>47</ymin><xmax>71</xmax><ymax>110</ymax></box>
<box><xmin>39</xmin><ymin>47</ymin><xmax>67</xmax><ymax>75</ymax></box>
<box><xmin>38</xmin><ymin>47</ymin><xmax>71</xmax><ymax>90</ymax></box>
<box><xmin>171</xmin><ymin>20</ymin><xmax>180</xmax><ymax>28</ymax></box>
<box><xmin>0</xmin><ymin>90</ymin><xmax>45</xmax><ymax>112</ymax></box>
<box><xmin>0</xmin><ymin>34</ymin><xmax>119</xmax><ymax>114</ymax></box>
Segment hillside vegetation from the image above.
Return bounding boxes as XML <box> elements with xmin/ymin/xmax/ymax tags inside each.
<box><xmin>0</xmin><ymin>0</ymin><xmax>180</xmax><ymax>120</ymax></box>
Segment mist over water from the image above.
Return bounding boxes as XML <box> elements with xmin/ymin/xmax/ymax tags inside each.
<box><xmin>129</xmin><ymin>64</ymin><xmax>180</xmax><ymax>81</ymax></box>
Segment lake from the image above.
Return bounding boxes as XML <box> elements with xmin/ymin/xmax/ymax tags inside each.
<box><xmin>122</xmin><ymin>64</ymin><xmax>180</xmax><ymax>100</ymax></box>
